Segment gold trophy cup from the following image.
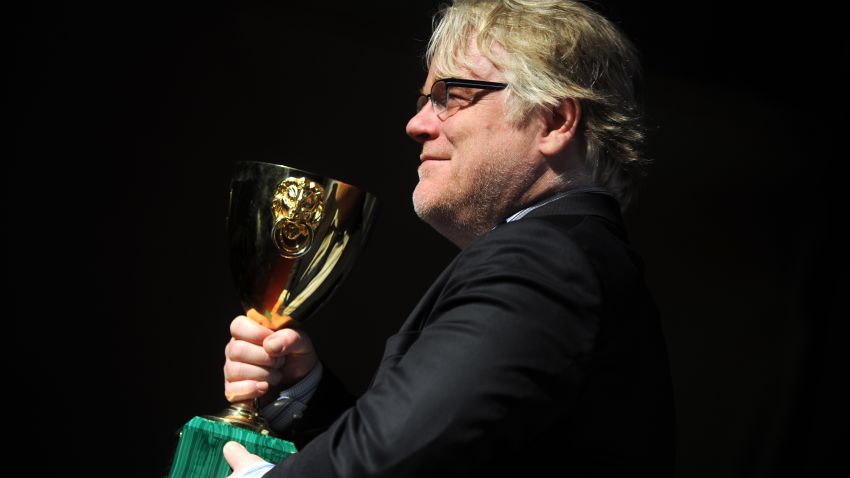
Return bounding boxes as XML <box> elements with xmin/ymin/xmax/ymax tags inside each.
<box><xmin>169</xmin><ymin>161</ymin><xmax>378</xmax><ymax>477</ymax></box>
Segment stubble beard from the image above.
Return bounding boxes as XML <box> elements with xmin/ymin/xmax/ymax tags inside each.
<box><xmin>413</xmin><ymin>159</ymin><xmax>525</xmax><ymax>248</ymax></box>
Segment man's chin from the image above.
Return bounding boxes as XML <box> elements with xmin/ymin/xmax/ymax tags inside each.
<box><xmin>412</xmin><ymin>194</ymin><xmax>467</xmax><ymax>245</ymax></box>
<box><xmin>412</xmin><ymin>184</ymin><xmax>431</xmax><ymax>215</ymax></box>
<box><xmin>411</xmin><ymin>193</ymin><xmax>432</xmax><ymax>222</ymax></box>
<box><xmin>413</xmin><ymin>191</ymin><xmax>443</xmax><ymax>223</ymax></box>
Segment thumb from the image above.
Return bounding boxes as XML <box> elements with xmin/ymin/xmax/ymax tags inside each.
<box><xmin>223</xmin><ymin>441</ymin><xmax>266</xmax><ymax>472</ymax></box>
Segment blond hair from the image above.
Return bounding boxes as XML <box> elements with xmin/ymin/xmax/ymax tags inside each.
<box><xmin>427</xmin><ymin>0</ymin><xmax>646</xmax><ymax>206</ymax></box>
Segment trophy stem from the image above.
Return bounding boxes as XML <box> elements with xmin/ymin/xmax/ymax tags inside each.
<box><xmin>205</xmin><ymin>399</ymin><xmax>272</xmax><ymax>435</ymax></box>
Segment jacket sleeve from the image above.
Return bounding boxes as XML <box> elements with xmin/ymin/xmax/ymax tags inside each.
<box><xmin>267</xmin><ymin>362</ymin><xmax>358</xmax><ymax>450</ymax></box>
<box><xmin>266</xmin><ymin>219</ymin><xmax>605</xmax><ymax>477</ymax></box>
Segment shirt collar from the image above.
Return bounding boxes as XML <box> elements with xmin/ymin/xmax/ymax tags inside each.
<box><xmin>505</xmin><ymin>186</ymin><xmax>613</xmax><ymax>223</ymax></box>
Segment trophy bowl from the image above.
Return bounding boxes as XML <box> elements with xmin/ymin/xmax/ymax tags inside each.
<box><xmin>218</xmin><ymin>161</ymin><xmax>379</xmax><ymax>430</ymax></box>
<box><xmin>168</xmin><ymin>161</ymin><xmax>378</xmax><ymax>478</ymax></box>
<box><xmin>226</xmin><ymin>161</ymin><xmax>379</xmax><ymax>331</ymax></box>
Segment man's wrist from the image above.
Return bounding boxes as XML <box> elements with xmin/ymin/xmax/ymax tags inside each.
<box><xmin>277</xmin><ymin>361</ymin><xmax>323</xmax><ymax>402</ymax></box>
<box><xmin>261</xmin><ymin>362</ymin><xmax>323</xmax><ymax>434</ymax></box>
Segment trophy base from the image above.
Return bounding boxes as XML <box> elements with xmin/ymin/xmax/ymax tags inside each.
<box><xmin>169</xmin><ymin>416</ymin><xmax>296</xmax><ymax>478</ymax></box>
<box><xmin>206</xmin><ymin>402</ymin><xmax>272</xmax><ymax>435</ymax></box>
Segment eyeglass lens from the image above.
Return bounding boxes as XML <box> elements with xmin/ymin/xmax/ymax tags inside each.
<box><xmin>417</xmin><ymin>80</ymin><xmax>447</xmax><ymax>115</ymax></box>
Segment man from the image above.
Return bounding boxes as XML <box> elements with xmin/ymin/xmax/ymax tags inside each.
<box><xmin>223</xmin><ymin>1</ymin><xmax>674</xmax><ymax>476</ymax></box>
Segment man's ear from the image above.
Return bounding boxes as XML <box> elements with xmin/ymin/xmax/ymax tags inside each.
<box><xmin>539</xmin><ymin>98</ymin><xmax>580</xmax><ymax>157</ymax></box>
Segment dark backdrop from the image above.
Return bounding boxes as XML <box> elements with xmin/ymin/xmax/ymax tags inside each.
<box><xmin>11</xmin><ymin>1</ymin><xmax>842</xmax><ymax>476</ymax></box>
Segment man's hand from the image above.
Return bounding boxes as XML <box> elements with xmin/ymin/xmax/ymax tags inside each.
<box><xmin>224</xmin><ymin>315</ymin><xmax>318</xmax><ymax>404</ymax></box>
<box><xmin>223</xmin><ymin>441</ymin><xmax>273</xmax><ymax>478</ymax></box>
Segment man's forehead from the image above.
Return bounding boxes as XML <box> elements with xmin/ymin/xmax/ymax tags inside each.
<box><xmin>420</xmin><ymin>64</ymin><xmax>501</xmax><ymax>93</ymax></box>
<box><xmin>421</xmin><ymin>41</ymin><xmax>504</xmax><ymax>92</ymax></box>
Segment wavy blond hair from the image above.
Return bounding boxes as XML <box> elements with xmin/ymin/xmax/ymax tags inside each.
<box><xmin>427</xmin><ymin>0</ymin><xmax>646</xmax><ymax>207</ymax></box>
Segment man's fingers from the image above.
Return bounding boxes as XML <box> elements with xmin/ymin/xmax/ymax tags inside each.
<box><xmin>224</xmin><ymin>359</ymin><xmax>283</xmax><ymax>385</ymax></box>
<box><xmin>263</xmin><ymin>328</ymin><xmax>315</xmax><ymax>357</ymax></box>
<box><xmin>230</xmin><ymin>315</ymin><xmax>274</xmax><ymax>344</ymax></box>
<box><xmin>226</xmin><ymin>339</ymin><xmax>279</xmax><ymax>368</ymax></box>
<box><xmin>223</xmin><ymin>441</ymin><xmax>266</xmax><ymax>477</ymax></box>
<box><xmin>224</xmin><ymin>380</ymin><xmax>269</xmax><ymax>403</ymax></box>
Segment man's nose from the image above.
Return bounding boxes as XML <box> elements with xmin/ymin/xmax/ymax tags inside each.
<box><xmin>406</xmin><ymin>103</ymin><xmax>439</xmax><ymax>144</ymax></box>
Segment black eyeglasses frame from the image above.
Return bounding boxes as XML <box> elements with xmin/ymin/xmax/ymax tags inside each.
<box><xmin>416</xmin><ymin>78</ymin><xmax>508</xmax><ymax>119</ymax></box>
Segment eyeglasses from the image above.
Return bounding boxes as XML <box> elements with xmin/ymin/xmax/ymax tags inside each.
<box><xmin>416</xmin><ymin>78</ymin><xmax>508</xmax><ymax>120</ymax></box>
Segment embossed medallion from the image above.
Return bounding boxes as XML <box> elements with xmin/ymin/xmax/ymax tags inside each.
<box><xmin>271</xmin><ymin>177</ymin><xmax>325</xmax><ymax>257</ymax></box>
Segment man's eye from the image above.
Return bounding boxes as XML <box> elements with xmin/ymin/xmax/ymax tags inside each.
<box><xmin>448</xmin><ymin>91</ymin><xmax>473</xmax><ymax>103</ymax></box>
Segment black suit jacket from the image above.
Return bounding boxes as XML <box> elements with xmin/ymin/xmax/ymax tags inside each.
<box><xmin>267</xmin><ymin>191</ymin><xmax>675</xmax><ymax>477</ymax></box>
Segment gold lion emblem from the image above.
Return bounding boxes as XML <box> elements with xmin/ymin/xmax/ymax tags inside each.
<box><xmin>271</xmin><ymin>177</ymin><xmax>325</xmax><ymax>257</ymax></box>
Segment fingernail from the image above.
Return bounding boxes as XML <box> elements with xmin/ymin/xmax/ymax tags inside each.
<box><xmin>256</xmin><ymin>382</ymin><xmax>268</xmax><ymax>393</ymax></box>
<box><xmin>224</xmin><ymin>441</ymin><xmax>243</xmax><ymax>452</ymax></box>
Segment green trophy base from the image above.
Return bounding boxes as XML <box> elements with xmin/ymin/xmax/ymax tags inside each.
<box><xmin>169</xmin><ymin>416</ymin><xmax>297</xmax><ymax>478</ymax></box>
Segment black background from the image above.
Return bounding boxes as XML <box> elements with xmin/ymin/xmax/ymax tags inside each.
<box><xmin>11</xmin><ymin>1</ymin><xmax>843</xmax><ymax>476</ymax></box>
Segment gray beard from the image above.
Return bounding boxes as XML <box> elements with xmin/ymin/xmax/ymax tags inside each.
<box><xmin>413</xmin><ymin>159</ymin><xmax>535</xmax><ymax>247</ymax></box>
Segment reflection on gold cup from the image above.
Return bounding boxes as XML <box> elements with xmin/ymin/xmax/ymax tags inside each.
<box><xmin>168</xmin><ymin>162</ymin><xmax>378</xmax><ymax>477</ymax></box>
<box><xmin>219</xmin><ymin>161</ymin><xmax>378</xmax><ymax>430</ymax></box>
